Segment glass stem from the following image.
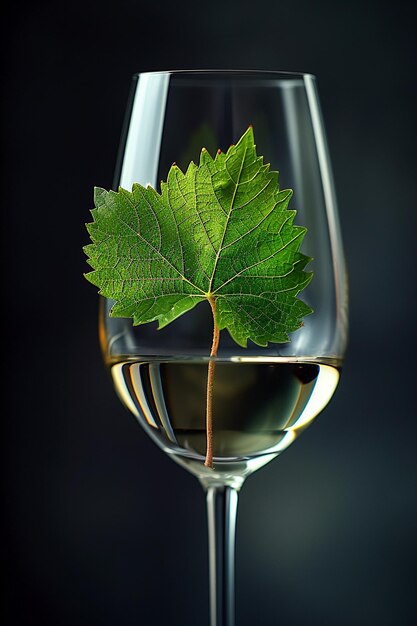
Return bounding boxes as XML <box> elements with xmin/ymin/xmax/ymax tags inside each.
<box><xmin>206</xmin><ymin>485</ymin><xmax>239</xmax><ymax>626</ymax></box>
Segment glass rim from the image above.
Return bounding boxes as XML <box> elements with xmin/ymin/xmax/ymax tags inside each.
<box><xmin>132</xmin><ymin>69</ymin><xmax>316</xmax><ymax>80</ymax></box>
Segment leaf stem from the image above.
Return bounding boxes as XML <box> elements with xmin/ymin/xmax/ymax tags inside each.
<box><xmin>205</xmin><ymin>295</ymin><xmax>220</xmax><ymax>469</ymax></box>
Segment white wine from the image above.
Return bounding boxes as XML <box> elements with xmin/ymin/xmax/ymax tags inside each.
<box><xmin>108</xmin><ymin>357</ymin><xmax>340</xmax><ymax>479</ymax></box>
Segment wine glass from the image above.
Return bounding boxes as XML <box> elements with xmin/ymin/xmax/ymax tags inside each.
<box><xmin>96</xmin><ymin>70</ymin><xmax>348</xmax><ymax>626</ymax></box>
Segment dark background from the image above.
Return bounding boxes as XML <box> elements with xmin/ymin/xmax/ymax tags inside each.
<box><xmin>2</xmin><ymin>0</ymin><xmax>417</xmax><ymax>624</ymax></box>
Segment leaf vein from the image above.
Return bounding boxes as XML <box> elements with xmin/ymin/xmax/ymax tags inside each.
<box><xmin>213</xmin><ymin>229</ymin><xmax>304</xmax><ymax>294</ymax></box>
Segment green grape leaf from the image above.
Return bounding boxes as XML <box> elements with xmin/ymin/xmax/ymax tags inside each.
<box><xmin>84</xmin><ymin>127</ymin><xmax>313</xmax><ymax>347</ymax></box>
